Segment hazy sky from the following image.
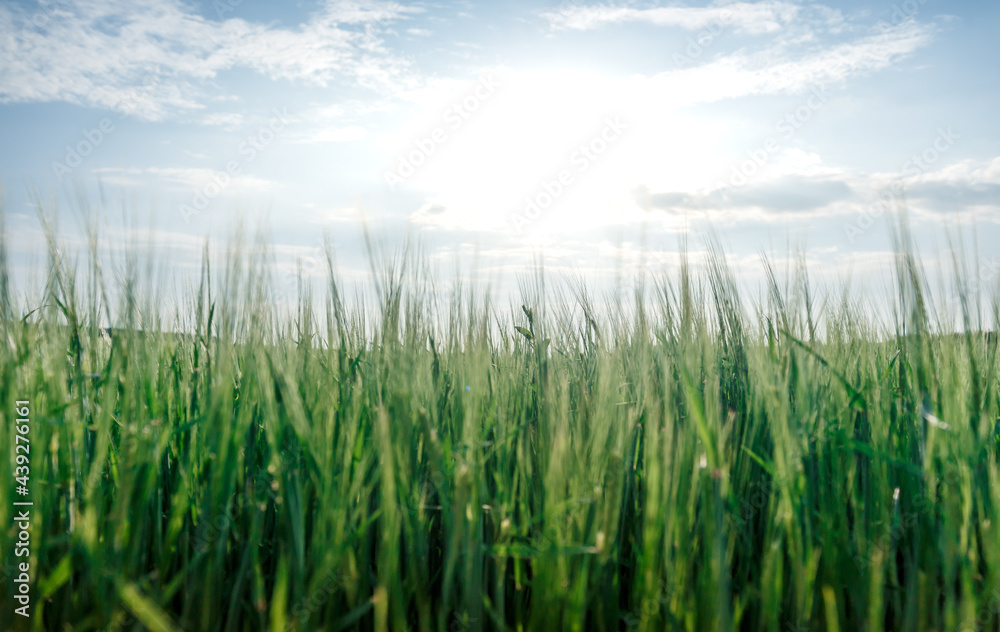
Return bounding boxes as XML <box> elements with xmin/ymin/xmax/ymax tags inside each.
<box><xmin>1</xmin><ymin>0</ymin><xmax>998</xmax><ymax>298</ymax></box>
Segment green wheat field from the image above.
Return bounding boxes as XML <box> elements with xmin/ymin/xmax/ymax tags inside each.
<box><xmin>1</xmin><ymin>213</ymin><xmax>999</xmax><ymax>632</ymax></box>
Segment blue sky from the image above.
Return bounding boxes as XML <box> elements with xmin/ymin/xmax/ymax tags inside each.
<box><xmin>1</xmin><ymin>0</ymin><xmax>998</xmax><ymax>299</ymax></box>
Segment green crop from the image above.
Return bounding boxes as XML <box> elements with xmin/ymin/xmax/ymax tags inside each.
<box><xmin>1</xmin><ymin>208</ymin><xmax>998</xmax><ymax>631</ymax></box>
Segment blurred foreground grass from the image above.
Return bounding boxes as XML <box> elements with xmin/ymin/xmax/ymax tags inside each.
<box><xmin>1</xmin><ymin>214</ymin><xmax>999</xmax><ymax>631</ymax></box>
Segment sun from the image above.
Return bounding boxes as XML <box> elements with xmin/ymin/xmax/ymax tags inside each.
<box><xmin>383</xmin><ymin>65</ymin><xmax>732</xmax><ymax>236</ymax></box>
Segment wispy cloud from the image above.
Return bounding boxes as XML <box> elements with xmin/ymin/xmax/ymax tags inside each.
<box><xmin>146</xmin><ymin>166</ymin><xmax>276</xmax><ymax>191</ymax></box>
<box><xmin>199</xmin><ymin>112</ymin><xmax>246</xmax><ymax>130</ymax></box>
<box><xmin>93</xmin><ymin>166</ymin><xmax>277</xmax><ymax>193</ymax></box>
<box><xmin>655</xmin><ymin>19</ymin><xmax>934</xmax><ymax>103</ymax></box>
<box><xmin>0</xmin><ymin>0</ymin><xmax>420</xmax><ymax>120</ymax></box>
<box><xmin>542</xmin><ymin>1</ymin><xmax>802</xmax><ymax>34</ymax></box>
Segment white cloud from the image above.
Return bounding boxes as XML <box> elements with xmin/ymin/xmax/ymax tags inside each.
<box><xmin>393</xmin><ymin>18</ymin><xmax>932</xmax><ymax>236</ymax></box>
<box><xmin>305</xmin><ymin>125</ymin><xmax>369</xmax><ymax>142</ymax></box>
<box><xmin>542</xmin><ymin>1</ymin><xmax>802</xmax><ymax>34</ymax></box>
<box><xmin>93</xmin><ymin>166</ymin><xmax>276</xmax><ymax>193</ymax></box>
<box><xmin>146</xmin><ymin>166</ymin><xmax>276</xmax><ymax>192</ymax></box>
<box><xmin>0</xmin><ymin>0</ymin><xmax>420</xmax><ymax>119</ymax></box>
<box><xmin>200</xmin><ymin>112</ymin><xmax>246</xmax><ymax>130</ymax></box>
<box><xmin>916</xmin><ymin>157</ymin><xmax>1000</xmax><ymax>187</ymax></box>
<box><xmin>635</xmin><ymin>153</ymin><xmax>1000</xmax><ymax>228</ymax></box>
<box><xmin>655</xmin><ymin>20</ymin><xmax>934</xmax><ymax>103</ymax></box>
